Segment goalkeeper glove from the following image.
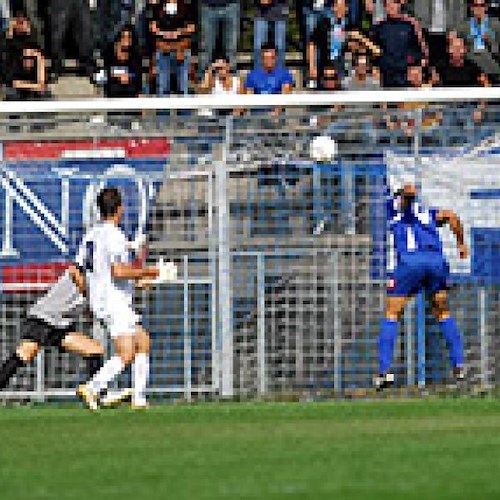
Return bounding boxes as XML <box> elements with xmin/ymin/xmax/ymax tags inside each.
<box><xmin>156</xmin><ymin>258</ymin><xmax>177</xmax><ymax>283</ymax></box>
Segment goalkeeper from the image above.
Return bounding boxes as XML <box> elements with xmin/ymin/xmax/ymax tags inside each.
<box><xmin>76</xmin><ymin>187</ymin><xmax>176</xmax><ymax>410</ymax></box>
<box><xmin>0</xmin><ymin>265</ymin><xmax>104</xmax><ymax>391</ymax></box>
<box><xmin>375</xmin><ymin>183</ymin><xmax>468</xmax><ymax>390</ymax></box>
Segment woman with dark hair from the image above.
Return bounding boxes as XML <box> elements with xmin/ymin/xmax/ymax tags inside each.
<box><xmin>103</xmin><ymin>24</ymin><xmax>143</xmax><ymax>98</ymax></box>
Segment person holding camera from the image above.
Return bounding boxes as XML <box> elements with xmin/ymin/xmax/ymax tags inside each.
<box><xmin>200</xmin><ymin>55</ymin><xmax>239</xmax><ymax>95</ymax></box>
<box><xmin>198</xmin><ymin>55</ymin><xmax>240</xmax><ymax>116</ymax></box>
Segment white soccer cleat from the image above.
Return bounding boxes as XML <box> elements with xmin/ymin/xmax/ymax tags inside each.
<box><xmin>77</xmin><ymin>384</ymin><xmax>99</xmax><ymax>411</ymax></box>
<box><xmin>100</xmin><ymin>388</ymin><xmax>133</xmax><ymax>408</ymax></box>
<box><xmin>131</xmin><ymin>400</ymin><xmax>150</xmax><ymax>410</ymax></box>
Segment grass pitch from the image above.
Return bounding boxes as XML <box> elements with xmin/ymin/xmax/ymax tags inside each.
<box><xmin>1</xmin><ymin>399</ymin><xmax>500</xmax><ymax>499</ymax></box>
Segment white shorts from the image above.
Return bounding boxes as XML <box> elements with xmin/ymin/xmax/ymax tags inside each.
<box><xmin>101</xmin><ymin>307</ymin><xmax>140</xmax><ymax>338</ymax></box>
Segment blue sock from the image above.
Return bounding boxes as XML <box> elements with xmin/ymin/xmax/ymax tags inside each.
<box><xmin>378</xmin><ymin>319</ymin><xmax>398</xmax><ymax>374</ymax></box>
<box><xmin>439</xmin><ymin>317</ymin><xmax>464</xmax><ymax>368</ymax></box>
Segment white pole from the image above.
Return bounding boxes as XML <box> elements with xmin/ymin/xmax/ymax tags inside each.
<box><xmin>479</xmin><ymin>287</ymin><xmax>489</xmax><ymax>390</ymax></box>
<box><xmin>257</xmin><ymin>253</ymin><xmax>266</xmax><ymax>396</ymax></box>
<box><xmin>218</xmin><ymin>118</ymin><xmax>233</xmax><ymax>398</ymax></box>
<box><xmin>183</xmin><ymin>255</ymin><xmax>192</xmax><ymax>402</ymax></box>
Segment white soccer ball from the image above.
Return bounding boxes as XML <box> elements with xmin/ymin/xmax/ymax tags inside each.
<box><xmin>310</xmin><ymin>135</ymin><xmax>337</xmax><ymax>162</ymax></box>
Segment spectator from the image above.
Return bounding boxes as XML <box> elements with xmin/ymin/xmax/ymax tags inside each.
<box><xmin>5</xmin><ymin>42</ymin><xmax>48</xmax><ymax>100</ymax></box>
<box><xmin>412</xmin><ymin>0</ymin><xmax>466</xmax><ymax>33</ymax></box>
<box><xmin>298</xmin><ymin>0</ymin><xmax>328</xmax><ymax>85</ymax></box>
<box><xmin>48</xmin><ymin>0</ymin><xmax>93</xmax><ymax>81</ymax></box>
<box><xmin>103</xmin><ymin>24</ymin><xmax>143</xmax><ymax>97</ymax></box>
<box><xmin>4</xmin><ymin>8</ymin><xmax>34</xmax><ymax>81</ymax></box>
<box><xmin>308</xmin><ymin>0</ymin><xmax>353</xmax><ymax>86</ymax></box>
<box><xmin>151</xmin><ymin>0</ymin><xmax>195</xmax><ymax>95</ymax></box>
<box><xmin>140</xmin><ymin>0</ymin><xmax>160</xmax><ymax>94</ymax></box>
<box><xmin>456</xmin><ymin>0</ymin><xmax>500</xmax><ymax>83</ymax></box>
<box><xmin>95</xmin><ymin>0</ymin><xmax>127</xmax><ymax>55</ymax></box>
<box><xmin>437</xmin><ymin>33</ymin><xmax>489</xmax><ymax>87</ymax></box>
<box><xmin>200</xmin><ymin>54</ymin><xmax>239</xmax><ymax>94</ymax></box>
<box><xmin>342</xmin><ymin>51</ymin><xmax>380</xmax><ymax>89</ymax></box>
<box><xmin>22</xmin><ymin>0</ymin><xmax>44</xmax><ymax>50</ymax></box>
<box><xmin>199</xmin><ymin>0</ymin><xmax>239</xmax><ymax>78</ymax></box>
<box><xmin>369</xmin><ymin>0</ymin><xmax>427</xmax><ymax>87</ymax></box>
<box><xmin>254</xmin><ymin>0</ymin><xmax>289</xmax><ymax>70</ymax></box>
<box><xmin>199</xmin><ymin>55</ymin><xmax>240</xmax><ymax>116</ymax></box>
<box><xmin>243</xmin><ymin>43</ymin><xmax>293</xmax><ymax>115</ymax></box>
<box><xmin>320</xmin><ymin>62</ymin><xmax>342</xmax><ymax>90</ymax></box>
<box><xmin>437</xmin><ymin>33</ymin><xmax>489</xmax><ymax>125</ymax></box>
<box><xmin>244</xmin><ymin>42</ymin><xmax>294</xmax><ymax>95</ymax></box>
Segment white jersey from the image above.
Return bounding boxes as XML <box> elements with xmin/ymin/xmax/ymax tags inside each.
<box><xmin>76</xmin><ymin>222</ymin><xmax>133</xmax><ymax>321</ymax></box>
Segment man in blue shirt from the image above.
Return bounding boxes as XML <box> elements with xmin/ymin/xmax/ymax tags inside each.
<box><xmin>375</xmin><ymin>183</ymin><xmax>469</xmax><ymax>390</ymax></box>
<box><xmin>244</xmin><ymin>43</ymin><xmax>294</xmax><ymax>95</ymax></box>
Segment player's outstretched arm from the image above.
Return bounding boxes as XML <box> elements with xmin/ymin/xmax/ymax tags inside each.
<box><xmin>112</xmin><ymin>263</ymin><xmax>159</xmax><ymax>281</ymax></box>
<box><xmin>436</xmin><ymin>210</ymin><xmax>469</xmax><ymax>259</ymax></box>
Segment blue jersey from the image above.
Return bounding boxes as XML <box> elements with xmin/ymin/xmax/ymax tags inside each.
<box><xmin>387</xmin><ymin>197</ymin><xmax>443</xmax><ymax>261</ymax></box>
<box><xmin>386</xmin><ymin>197</ymin><xmax>449</xmax><ymax>297</ymax></box>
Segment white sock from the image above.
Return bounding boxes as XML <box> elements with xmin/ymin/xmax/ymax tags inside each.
<box><xmin>132</xmin><ymin>353</ymin><xmax>149</xmax><ymax>405</ymax></box>
<box><xmin>89</xmin><ymin>356</ymin><xmax>125</xmax><ymax>394</ymax></box>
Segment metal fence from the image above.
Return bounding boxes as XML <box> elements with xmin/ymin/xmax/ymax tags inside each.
<box><xmin>0</xmin><ymin>98</ymin><xmax>499</xmax><ymax>400</ymax></box>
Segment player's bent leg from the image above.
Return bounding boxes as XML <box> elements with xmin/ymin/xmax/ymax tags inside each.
<box><xmin>132</xmin><ymin>326</ymin><xmax>150</xmax><ymax>409</ymax></box>
<box><xmin>61</xmin><ymin>333</ymin><xmax>104</xmax><ymax>378</ymax></box>
<box><xmin>375</xmin><ymin>296</ymin><xmax>411</xmax><ymax>391</ymax></box>
<box><xmin>431</xmin><ymin>290</ymin><xmax>465</xmax><ymax>379</ymax></box>
<box><xmin>0</xmin><ymin>340</ymin><xmax>39</xmax><ymax>390</ymax></box>
<box><xmin>78</xmin><ymin>335</ymin><xmax>134</xmax><ymax>411</ymax></box>
<box><xmin>61</xmin><ymin>333</ymin><xmax>104</xmax><ymax>356</ymax></box>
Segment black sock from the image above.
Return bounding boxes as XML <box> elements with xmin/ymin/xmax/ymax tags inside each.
<box><xmin>85</xmin><ymin>355</ymin><xmax>103</xmax><ymax>378</ymax></box>
<box><xmin>0</xmin><ymin>353</ymin><xmax>24</xmax><ymax>390</ymax></box>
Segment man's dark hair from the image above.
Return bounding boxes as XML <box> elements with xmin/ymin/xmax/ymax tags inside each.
<box><xmin>260</xmin><ymin>42</ymin><xmax>277</xmax><ymax>53</ymax></box>
<box><xmin>213</xmin><ymin>53</ymin><xmax>229</xmax><ymax>64</ymax></box>
<box><xmin>97</xmin><ymin>187</ymin><xmax>122</xmax><ymax>218</ymax></box>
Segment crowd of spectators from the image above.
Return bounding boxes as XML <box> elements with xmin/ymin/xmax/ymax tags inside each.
<box><xmin>0</xmin><ymin>0</ymin><xmax>498</xmax><ymax>102</ymax></box>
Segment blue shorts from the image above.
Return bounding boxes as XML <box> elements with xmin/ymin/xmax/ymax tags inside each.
<box><xmin>387</xmin><ymin>252</ymin><xmax>449</xmax><ymax>297</ymax></box>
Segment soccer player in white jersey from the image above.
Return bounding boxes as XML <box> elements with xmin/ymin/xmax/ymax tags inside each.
<box><xmin>76</xmin><ymin>187</ymin><xmax>168</xmax><ymax>410</ymax></box>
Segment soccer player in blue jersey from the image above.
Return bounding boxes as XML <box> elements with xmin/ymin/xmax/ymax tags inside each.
<box><xmin>375</xmin><ymin>183</ymin><xmax>469</xmax><ymax>390</ymax></box>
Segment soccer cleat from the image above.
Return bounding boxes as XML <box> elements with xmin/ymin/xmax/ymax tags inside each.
<box><xmin>131</xmin><ymin>401</ymin><xmax>149</xmax><ymax>410</ymax></box>
<box><xmin>77</xmin><ymin>384</ymin><xmax>99</xmax><ymax>411</ymax></box>
<box><xmin>453</xmin><ymin>366</ymin><xmax>466</xmax><ymax>382</ymax></box>
<box><xmin>100</xmin><ymin>388</ymin><xmax>133</xmax><ymax>408</ymax></box>
<box><xmin>374</xmin><ymin>372</ymin><xmax>395</xmax><ymax>392</ymax></box>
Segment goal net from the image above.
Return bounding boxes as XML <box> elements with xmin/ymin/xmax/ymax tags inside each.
<box><xmin>0</xmin><ymin>89</ymin><xmax>499</xmax><ymax>401</ymax></box>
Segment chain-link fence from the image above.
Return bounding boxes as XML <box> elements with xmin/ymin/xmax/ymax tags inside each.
<box><xmin>0</xmin><ymin>95</ymin><xmax>499</xmax><ymax>400</ymax></box>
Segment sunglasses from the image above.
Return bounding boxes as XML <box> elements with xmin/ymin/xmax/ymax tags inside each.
<box><xmin>472</xmin><ymin>2</ymin><xmax>486</xmax><ymax>6</ymax></box>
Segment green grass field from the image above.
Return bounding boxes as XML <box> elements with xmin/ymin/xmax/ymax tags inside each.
<box><xmin>1</xmin><ymin>399</ymin><xmax>500</xmax><ymax>499</ymax></box>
